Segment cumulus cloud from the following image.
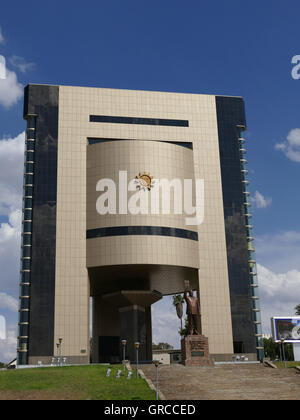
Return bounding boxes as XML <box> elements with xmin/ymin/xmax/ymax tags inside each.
<box><xmin>0</xmin><ymin>68</ymin><xmax>23</xmax><ymax>108</ymax></box>
<box><xmin>0</xmin><ymin>132</ymin><xmax>24</xmax><ymax>293</ymax></box>
<box><xmin>275</xmin><ymin>128</ymin><xmax>300</xmax><ymax>163</ymax></box>
<box><xmin>256</xmin><ymin>230</ymin><xmax>300</xmax><ymax>273</ymax></box>
<box><xmin>0</xmin><ymin>209</ymin><xmax>22</xmax><ymax>295</ymax></box>
<box><xmin>0</xmin><ymin>132</ymin><xmax>25</xmax><ymax>214</ymax></box>
<box><xmin>9</xmin><ymin>55</ymin><xmax>35</xmax><ymax>74</ymax></box>
<box><xmin>0</xmin><ymin>293</ymin><xmax>18</xmax><ymax>312</ymax></box>
<box><xmin>258</xmin><ymin>264</ymin><xmax>300</xmax><ymax>334</ymax></box>
<box><xmin>251</xmin><ymin>191</ymin><xmax>272</xmax><ymax>209</ymax></box>
<box><xmin>0</xmin><ymin>328</ymin><xmax>17</xmax><ymax>363</ymax></box>
<box><xmin>152</xmin><ymin>296</ymin><xmax>182</xmax><ymax>349</ymax></box>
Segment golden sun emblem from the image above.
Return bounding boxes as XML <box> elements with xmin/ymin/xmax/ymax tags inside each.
<box><xmin>136</xmin><ymin>172</ymin><xmax>154</xmax><ymax>191</ymax></box>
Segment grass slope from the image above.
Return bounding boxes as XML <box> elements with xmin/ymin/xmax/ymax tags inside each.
<box><xmin>273</xmin><ymin>361</ymin><xmax>300</xmax><ymax>369</ymax></box>
<box><xmin>0</xmin><ymin>365</ymin><xmax>156</xmax><ymax>400</ymax></box>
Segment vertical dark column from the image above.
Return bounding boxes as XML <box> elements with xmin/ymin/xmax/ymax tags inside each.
<box><xmin>145</xmin><ymin>307</ymin><xmax>153</xmax><ymax>361</ymax></box>
<box><xmin>18</xmin><ymin>85</ymin><xmax>59</xmax><ymax>363</ymax></box>
<box><xmin>119</xmin><ymin>306</ymin><xmax>147</xmax><ymax>362</ymax></box>
<box><xmin>215</xmin><ymin>96</ymin><xmax>258</xmax><ymax>356</ymax></box>
<box><xmin>17</xmin><ymin>116</ymin><xmax>36</xmax><ymax>365</ymax></box>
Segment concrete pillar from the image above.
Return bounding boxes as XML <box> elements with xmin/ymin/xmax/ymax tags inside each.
<box><xmin>119</xmin><ymin>305</ymin><xmax>148</xmax><ymax>362</ymax></box>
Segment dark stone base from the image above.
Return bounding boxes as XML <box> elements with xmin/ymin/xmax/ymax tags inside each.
<box><xmin>181</xmin><ymin>335</ymin><xmax>214</xmax><ymax>367</ymax></box>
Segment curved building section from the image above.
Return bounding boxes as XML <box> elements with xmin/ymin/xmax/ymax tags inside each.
<box><xmin>86</xmin><ymin>140</ymin><xmax>199</xmax><ymax>272</ymax></box>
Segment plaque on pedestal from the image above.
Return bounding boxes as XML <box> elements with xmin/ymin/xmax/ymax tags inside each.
<box><xmin>181</xmin><ymin>335</ymin><xmax>214</xmax><ymax>367</ymax></box>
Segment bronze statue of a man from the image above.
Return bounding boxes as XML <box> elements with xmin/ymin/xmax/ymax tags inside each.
<box><xmin>184</xmin><ymin>286</ymin><xmax>201</xmax><ymax>336</ymax></box>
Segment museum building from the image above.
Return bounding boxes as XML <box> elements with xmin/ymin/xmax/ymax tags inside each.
<box><xmin>17</xmin><ymin>84</ymin><xmax>263</xmax><ymax>365</ymax></box>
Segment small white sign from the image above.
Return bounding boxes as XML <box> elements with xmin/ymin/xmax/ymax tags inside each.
<box><xmin>0</xmin><ymin>316</ymin><xmax>6</xmax><ymax>340</ymax></box>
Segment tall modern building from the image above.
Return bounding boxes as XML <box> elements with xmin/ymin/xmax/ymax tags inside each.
<box><xmin>17</xmin><ymin>84</ymin><xmax>263</xmax><ymax>365</ymax></box>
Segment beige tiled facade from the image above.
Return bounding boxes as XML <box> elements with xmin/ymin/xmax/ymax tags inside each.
<box><xmin>51</xmin><ymin>86</ymin><xmax>234</xmax><ymax>361</ymax></box>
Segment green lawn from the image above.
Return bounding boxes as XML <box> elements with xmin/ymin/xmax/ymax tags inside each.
<box><xmin>0</xmin><ymin>365</ymin><xmax>156</xmax><ymax>400</ymax></box>
<box><xmin>274</xmin><ymin>361</ymin><xmax>300</xmax><ymax>369</ymax></box>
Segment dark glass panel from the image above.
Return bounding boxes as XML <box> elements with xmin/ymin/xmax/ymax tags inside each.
<box><xmin>24</xmin><ymin>198</ymin><xmax>33</xmax><ymax>209</ymax></box>
<box><xmin>86</xmin><ymin>226</ymin><xmax>198</xmax><ymax>242</ymax></box>
<box><xmin>216</xmin><ymin>96</ymin><xmax>257</xmax><ymax>355</ymax></box>
<box><xmin>23</xmin><ymin>210</ymin><xmax>32</xmax><ymax>220</ymax></box>
<box><xmin>20</xmin><ymin>298</ymin><xmax>30</xmax><ymax>310</ymax></box>
<box><xmin>27</xmin><ymin>117</ymin><xmax>36</xmax><ymax>129</ymax></box>
<box><xmin>21</xmin><ymin>271</ymin><xmax>31</xmax><ymax>283</ymax></box>
<box><xmin>24</xmin><ymin>186</ymin><xmax>33</xmax><ymax>197</ymax></box>
<box><xmin>24</xmin><ymin>85</ymin><xmax>59</xmax><ymax>359</ymax></box>
<box><xmin>22</xmin><ymin>259</ymin><xmax>31</xmax><ymax>270</ymax></box>
<box><xmin>90</xmin><ymin>115</ymin><xmax>189</xmax><ymax>127</ymax></box>
<box><xmin>23</xmin><ymin>222</ymin><xmax>32</xmax><ymax>232</ymax></box>
<box><xmin>22</xmin><ymin>247</ymin><xmax>31</xmax><ymax>258</ymax></box>
<box><xmin>20</xmin><ymin>284</ymin><xmax>30</xmax><ymax>296</ymax></box>
<box><xmin>19</xmin><ymin>325</ymin><xmax>29</xmax><ymax>337</ymax></box>
<box><xmin>26</xmin><ymin>162</ymin><xmax>34</xmax><ymax>173</ymax></box>
<box><xmin>26</xmin><ymin>140</ymin><xmax>35</xmax><ymax>150</ymax></box>
<box><xmin>22</xmin><ymin>234</ymin><xmax>32</xmax><ymax>246</ymax></box>
<box><xmin>18</xmin><ymin>352</ymin><xmax>28</xmax><ymax>365</ymax></box>
<box><xmin>19</xmin><ymin>311</ymin><xmax>30</xmax><ymax>323</ymax></box>
<box><xmin>26</xmin><ymin>151</ymin><xmax>35</xmax><ymax>161</ymax></box>
<box><xmin>25</xmin><ymin>174</ymin><xmax>34</xmax><ymax>184</ymax></box>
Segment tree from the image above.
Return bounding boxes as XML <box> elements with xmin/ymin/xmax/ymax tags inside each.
<box><xmin>173</xmin><ymin>295</ymin><xmax>184</xmax><ymax>331</ymax></box>
<box><xmin>263</xmin><ymin>338</ymin><xmax>294</xmax><ymax>361</ymax></box>
<box><xmin>152</xmin><ymin>342</ymin><xmax>173</xmax><ymax>350</ymax></box>
<box><xmin>179</xmin><ymin>317</ymin><xmax>189</xmax><ymax>338</ymax></box>
<box><xmin>295</xmin><ymin>305</ymin><xmax>300</xmax><ymax>316</ymax></box>
<box><xmin>263</xmin><ymin>338</ymin><xmax>279</xmax><ymax>360</ymax></box>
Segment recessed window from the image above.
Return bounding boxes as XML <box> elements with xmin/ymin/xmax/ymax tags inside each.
<box><xmin>88</xmin><ymin>138</ymin><xmax>193</xmax><ymax>149</ymax></box>
<box><xmin>87</xmin><ymin>226</ymin><xmax>198</xmax><ymax>242</ymax></box>
<box><xmin>90</xmin><ymin>115</ymin><xmax>189</xmax><ymax>127</ymax></box>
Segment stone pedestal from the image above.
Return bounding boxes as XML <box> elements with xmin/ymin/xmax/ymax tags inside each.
<box><xmin>181</xmin><ymin>335</ymin><xmax>214</xmax><ymax>367</ymax></box>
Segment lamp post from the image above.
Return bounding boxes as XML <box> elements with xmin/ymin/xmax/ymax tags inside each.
<box><xmin>56</xmin><ymin>338</ymin><xmax>63</xmax><ymax>366</ymax></box>
<box><xmin>153</xmin><ymin>360</ymin><xmax>160</xmax><ymax>401</ymax></box>
<box><xmin>56</xmin><ymin>343</ymin><xmax>60</xmax><ymax>366</ymax></box>
<box><xmin>280</xmin><ymin>339</ymin><xmax>287</xmax><ymax>368</ymax></box>
<box><xmin>135</xmin><ymin>342</ymin><xmax>140</xmax><ymax>378</ymax></box>
<box><xmin>59</xmin><ymin>338</ymin><xmax>63</xmax><ymax>360</ymax></box>
<box><xmin>122</xmin><ymin>340</ymin><xmax>127</xmax><ymax>372</ymax></box>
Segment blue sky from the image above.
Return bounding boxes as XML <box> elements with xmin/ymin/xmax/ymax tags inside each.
<box><xmin>0</xmin><ymin>0</ymin><xmax>300</xmax><ymax>361</ymax></box>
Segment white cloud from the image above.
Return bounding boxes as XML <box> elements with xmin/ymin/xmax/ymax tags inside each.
<box><xmin>251</xmin><ymin>191</ymin><xmax>272</xmax><ymax>209</ymax></box>
<box><xmin>152</xmin><ymin>296</ymin><xmax>182</xmax><ymax>349</ymax></box>
<box><xmin>275</xmin><ymin>128</ymin><xmax>300</xmax><ymax>163</ymax></box>
<box><xmin>0</xmin><ymin>132</ymin><xmax>24</xmax><ymax>293</ymax></box>
<box><xmin>0</xmin><ymin>68</ymin><xmax>23</xmax><ymax>108</ymax></box>
<box><xmin>0</xmin><ymin>132</ymin><xmax>24</xmax><ymax>215</ymax></box>
<box><xmin>258</xmin><ymin>264</ymin><xmax>300</xmax><ymax>334</ymax></box>
<box><xmin>0</xmin><ymin>293</ymin><xmax>18</xmax><ymax>312</ymax></box>
<box><xmin>0</xmin><ymin>26</ymin><xmax>4</xmax><ymax>44</ymax></box>
<box><xmin>0</xmin><ymin>209</ymin><xmax>22</xmax><ymax>295</ymax></box>
<box><xmin>256</xmin><ymin>230</ymin><xmax>300</xmax><ymax>273</ymax></box>
<box><xmin>0</xmin><ymin>328</ymin><xmax>17</xmax><ymax>363</ymax></box>
<box><xmin>9</xmin><ymin>55</ymin><xmax>35</xmax><ymax>74</ymax></box>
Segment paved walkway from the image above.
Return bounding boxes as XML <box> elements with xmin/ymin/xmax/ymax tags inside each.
<box><xmin>141</xmin><ymin>364</ymin><xmax>300</xmax><ymax>400</ymax></box>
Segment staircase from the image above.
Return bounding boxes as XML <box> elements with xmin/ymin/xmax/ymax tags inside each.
<box><xmin>141</xmin><ymin>363</ymin><xmax>300</xmax><ymax>400</ymax></box>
